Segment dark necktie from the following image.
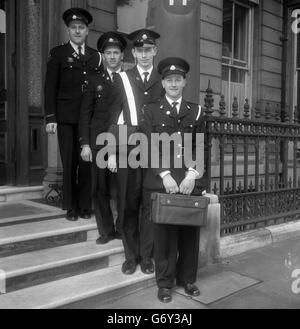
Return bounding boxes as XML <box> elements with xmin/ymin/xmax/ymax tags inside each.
<box><xmin>111</xmin><ymin>72</ymin><xmax>117</xmax><ymax>83</ymax></box>
<box><xmin>143</xmin><ymin>72</ymin><xmax>149</xmax><ymax>87</ymax></box>
<box><xmin>172</xmin><ymin>101</ymin><xmax>179</xmax><ymax>116</ymax></box>
<box><xmin>78</xmin><ymin>45</ymin><xmax>84</xmax><ymax>60</ymax></box>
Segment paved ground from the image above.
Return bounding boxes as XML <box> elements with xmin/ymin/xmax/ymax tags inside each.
<box><xmin>98</xmin><ymin>236</ymin><xmax>300</xmax><ymax>309</ymax></box>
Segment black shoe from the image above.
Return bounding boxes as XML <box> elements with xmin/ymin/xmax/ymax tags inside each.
<box><xmin>177</xmin><ymin>282</ymin><xmax>200</xmax><ymax>296</ymax></box>
<box><xmin>96</xmin><ymin>235</ymin><xmax>114</xmax><ymax>245</ymax></box>
<box><xmin>80</xmin><ymin>210</ymin><xmax>91</xmax><ymax>219</ymax></box>
<box><xmin>140</xmin><ymin>257</ymin><xmax>154</xmax><ymax>275</ymax></box>
<box><xmin>114</xmin><ymin>231</ymin><xmax>122</xmax><ymax>240</ymax></box>
<box><xmin>122</xmin><ymin>260</ymin><xmax>137</xmax><ymax>275</ymax></box>
<box><xmin>157</xmin><ymin>288</ymin><xmax>172</xmax><ymax>303</ymax></box>
<box><xmin>65</xmin><ymin>210</ymin><xmax>78</xmax><ymax>222</ymax></box>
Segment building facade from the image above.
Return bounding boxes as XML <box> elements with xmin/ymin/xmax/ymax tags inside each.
<box><xmin>1</xmin><ymin>0</ymin><xmax>300</xmax><ymax>194</ymax></box>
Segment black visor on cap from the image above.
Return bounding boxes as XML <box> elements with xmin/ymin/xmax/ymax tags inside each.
<box><xmin>128</xmin><ymin>29</ymin><xmax>160</xmax><ymax>47</ymax></box>
<box><xmin>63</xmin><ymin>8</ymin><xmax>93</xmax><ymax>26</ymax></box>
<box><xmin>97</xmin><ymin>32</ymin><xmax>127</xmax><ymax>53</ymax></box>
<box><xmin>158</xmin><ymin>57</ymin><xmax>190</xmax><ymax>78</ymax></box>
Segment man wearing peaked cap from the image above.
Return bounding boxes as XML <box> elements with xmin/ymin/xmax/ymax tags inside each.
<box><xmin>140</xmin><ymin>57</ymin><xmax>208</xmax><ymax>303</ymax></box>
<box><xmin>44</xmin><ymin>8</ymin><xmax>102</xmax><ymax>222</ymax></box>
<box><xmin>79</xmin><ymin>31</ymin><xmax>128</xmax><ymax>245</ymax></box>
<box><xmin>107</xmin><ymin>28</ymin><xmax>164</xmax><ymax>276</ymax></box>
<box><xmin>63</xmin><ymin>8</ymin><xmax>93</xmax><ymax>26</ymax></box>
<box><xmin>127</xmin><ymin>29</ymin><xmax>160</xmax><ymax>47</ymax></box>
<box><xmin>157</xmin><ymin>57</ymin><xmax>190</xmax><ymax>78</ymax></box>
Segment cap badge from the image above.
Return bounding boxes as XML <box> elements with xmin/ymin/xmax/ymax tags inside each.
<box><xmin>142</xmin><ymin>34</ymin><xmax>148</xmax><ymax>40</ymax></box>
<box><xmin>170</xmin><ymin>65</ymin><xmax>176</xmax><ymax>71</ymax></box>
<box><xmin>109</xmin><ymin>38</ymin><xmax>115</xmax><ymax>43</ymax></box>
<box><xmin>72</xmin><ymin>15</ymin><xmax>77</xmax><ymax>20</ymax></box>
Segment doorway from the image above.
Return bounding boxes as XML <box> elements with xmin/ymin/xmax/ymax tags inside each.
<box><xmin>0</xmin><ymin>0</ymin><xmax>16</xmax><ymax>186</ymax></box>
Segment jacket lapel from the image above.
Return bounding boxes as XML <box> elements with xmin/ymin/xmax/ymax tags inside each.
<box><xmin>161</xmin><ymin>97</ymin><xmax>177</xmax><ymax>119</ymax></box>
<box><xmin>129</xmin><ymin>66</ymin><xmax>144</xmax><ymax>92</ymax></box>
<box><xmin>145</xmin><ymin>68</ymin><xmax>160</xmax><ymax>91</ymax></box>
<box><xmin>178</xmin><ymin>100</ymin><xmax>191</xmax><ymax>119</ymax></box>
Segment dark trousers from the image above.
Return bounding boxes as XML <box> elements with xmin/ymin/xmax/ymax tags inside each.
<box><xmin>57</xmin><ymin>124</ymin><xmax>92</xmax><ymax>211</ymax></box>
<box><xmin>117</xmin><ymin>166</ymin><xmax>153</xmax><ymax>262</ymax></box>
<box><xmin>154</xmin><ymin>222</ymin><xmax>200</xmax><ymax>289</ymax></box>
<box><xmin>92</xmin><ymin>150</ymin><xmax>120</xmax><ymax>237</ymax></box>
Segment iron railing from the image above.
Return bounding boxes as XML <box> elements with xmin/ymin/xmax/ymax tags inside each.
<box><xmin>204</xmin><ymin>82</ymin><xmax>300</xmax><ymax>236</ymax></box>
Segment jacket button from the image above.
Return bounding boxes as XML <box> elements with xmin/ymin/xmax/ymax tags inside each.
<box><xmin>144</xmin><ymin>92</ymin><xmax>148</xmax><ymax>95</ymax></box>
<box><xmin>162</xmin><ymin>124</ymin><xmax>165</xmax><ymax>127</ymax></box>
<box><xmin>178</xmin><ymin>120</ymin><xmax>181</xmax><ymax>123</ymax></box>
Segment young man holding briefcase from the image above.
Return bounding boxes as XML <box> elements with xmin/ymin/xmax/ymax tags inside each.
<box><xmin>140</xmin><ymin>57</ymin><xmax>208</xmax><ymax>303</ymax></box>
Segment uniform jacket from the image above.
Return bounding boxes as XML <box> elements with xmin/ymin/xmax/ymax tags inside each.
<box><xmin>140</xmin><ymin>97</ymin><xmax>208</xmax><ymax>193</ymax></box>
<box><xmin>108</xmin><ymin>66</ymin><xmax>165</xmax><ymax>137</ymax></box>
<box><xmin>44</xmin><ymin>42</ymin><xmax>101</xmax><ymax>124</ymax></box>
<box><xmin>79</xmin><ymin>69</ymin><xmax>115</xmax><ymax>149</ymax></box>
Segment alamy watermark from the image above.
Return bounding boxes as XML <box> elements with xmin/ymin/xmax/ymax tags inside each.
<box><xmin>0</xmin><ymin>269</ymin><xmax>6</xmax><ymax>294</ymax></box>
<box><xmin>291</xmin><ymin>9</ymin><xmax>300</xmax><ymax>34</ymax></box>
<box><xmin>95</xmin><ymin>126</ymin><xmax>204</xmax><ymax>173</ymax></box>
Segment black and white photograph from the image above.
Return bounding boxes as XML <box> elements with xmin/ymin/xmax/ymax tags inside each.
<box><xmin>0</xmin><ymin>0</ymin><xmax>300</xmax><ymax>317</ymax></box>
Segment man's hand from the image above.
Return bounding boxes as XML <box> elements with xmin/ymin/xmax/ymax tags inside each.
<box><xmin>162</xmin><ymin>174</ymin><xmax>179</xmax><ymax>194</ymax></box>
<box><xmin>108</xmin><ymin>154</ymin><xmax>117</xmax><ymax>173</ymax></box>
<box><xmin>46</xmin><ymin>123</ymin><xmax>57</xmax><ymax>134</ymax></box>
<box><xmin>179</xmin><ymin>177</ymin><xmax>195</xmax><ymax>195</ymax></box>
<box><xmin>81</xmin><ymin>145</ymin><xmax>92</xmax><ymax>162</ymax></box>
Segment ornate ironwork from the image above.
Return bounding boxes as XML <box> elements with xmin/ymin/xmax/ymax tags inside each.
<box><xmin>45</xmin><ymin>184</ymin><xmax>63</xmax><ymax>206</ymax></box>
<box><xmin>204</xmin><ymin>82</ymin><xmax>300</xmax><ymax>236</ymax></box>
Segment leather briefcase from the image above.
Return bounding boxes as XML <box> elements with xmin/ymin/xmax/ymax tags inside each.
<box><xmin>151</xmin><ymin>193</ymin><xmax>209</xmax><ymax>227</ymax></box>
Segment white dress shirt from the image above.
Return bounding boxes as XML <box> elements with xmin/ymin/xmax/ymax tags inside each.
<box><xmin>70</xmin><ymin>41</ymin><xmax>86</xmax><ymax>55</ymax></box>
<box><xmin>107</xmin><ymin>68</ymin><xmax>121</xmax><ymax>81</ymax></box>
<box><xmin>159</xmin><ymin>96</ymin><xmax>200</xmax><ymax>180</ymax></box>
<box><xmin>137</xmin><ymin>65</ymin><xmax>153</xmax><ymax>82</ymax></box>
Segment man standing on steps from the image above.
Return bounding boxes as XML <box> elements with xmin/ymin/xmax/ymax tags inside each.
<box><xmin>79</xmin><ymin>32</ymin><xmax>127</xmax><ymax>244</ymax></box>
<box><xmin>44</xmin><ymin>8</ymin><xmax>102</xmax><ymax>222</ymax></box>
<box><xmin>107</xmin><ymin>29</ymin><xmax>165</xmax><ymax>276</ymax></box>
<box><xmin>140</xmin><ymin>57</ymin><xmax>207</xmax><ymax>303</ymax></box>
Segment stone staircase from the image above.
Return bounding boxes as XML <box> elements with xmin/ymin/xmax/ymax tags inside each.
<box><xmin>0</xmin><ymin>196</ymin><xmax>155</xmax><ymax>309</ymax></box>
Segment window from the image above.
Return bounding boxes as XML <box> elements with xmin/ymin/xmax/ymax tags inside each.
<box><xmin>222</xmin><ymin>0</ymin><xmax>253</xmax><ymax>116</ymax></box>
<box><xmin>292</xmin><ymin>23</ymin><xmax>300</xmax><ymax>122</ymax></box>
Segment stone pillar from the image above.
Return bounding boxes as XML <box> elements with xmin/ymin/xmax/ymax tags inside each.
<box><xmin>198</xmin><ymin>194</ymin><xmax>221</xmax><ymax>267</ymax></box>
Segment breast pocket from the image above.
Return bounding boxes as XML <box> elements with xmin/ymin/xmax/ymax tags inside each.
<box><xmin>182</xmin><ymin>119</ymin><xmax>196</xmax><ymax>133</ymax></box>
<box><xmin>153</xmin><ymin>118</ymin><xmax>175</xmax><ymax>134</ymax></box>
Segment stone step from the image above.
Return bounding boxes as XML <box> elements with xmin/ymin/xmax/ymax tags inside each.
<box><xmin>0</xmin><ymin>240</ymin><xmax>124</xmax><ymax>293</ymax></box>
<box><xmin>0</xmin><ymin>266</ymin><xmax>155</xmax><ymax>309</ymax></box>
<box><xmin>0</xmin><ymin>217</ymin><xmax>98</xmax><ymax>258</ymax></box>
<box><xmin>0</xmin><ymin>186</ymin><xmax>44</xmax><ymax>203</ymax></box>
<box><xmin>0</xmin><ymin>200</ymin><xmax>65</xmax><ymax>228</ymax></box>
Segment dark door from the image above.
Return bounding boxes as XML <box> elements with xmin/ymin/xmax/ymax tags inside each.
<box><xmin>0</xmin><ymin>0</ymin><xmax>16</xmax><ymax>185</ymax></box>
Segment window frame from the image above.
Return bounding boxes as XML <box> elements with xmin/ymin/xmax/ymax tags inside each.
<box><xmin>221</xmin><ymin>0</ymin><xmax>254</xmax><ymax>117</ymax></box>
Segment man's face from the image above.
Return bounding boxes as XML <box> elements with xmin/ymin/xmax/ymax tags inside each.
<box><xmin>67</xmin><ymin>21</ymin><xmax>89</xmax><ymax>45</ymax></box>
<box><xmin>162</xmin><ymin>74</ymin><xmax>187</xmax><ymax>100</ymax></box>
<box><xmin>103</xmin><ymin>46</ymin><xmax>123</xmax><ymax>71</ymax></box>
<box><xmin>132</xmin><ymin>45</ymin><xmax>157</xmax><ymax>70</ymax></box>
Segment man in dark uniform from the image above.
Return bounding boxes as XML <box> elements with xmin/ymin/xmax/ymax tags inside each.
<box><xmin>140</xmin><ymin>57</ymin><xmax>208</xmax><ymax>303</ymax></box>
<box><xmin>79</xmin><ymin>32</ymin><xmax>127</xmax><ymax>244</ymax></box>
<box><xmin>44</xmin><ymin>8</ymin><xmax>102</xmax><ymax>221</ymax></box>
<box><xmin>107</xmin><ymin>29</ymin><xmax>165</xmax><ymax>275</ymax></box>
